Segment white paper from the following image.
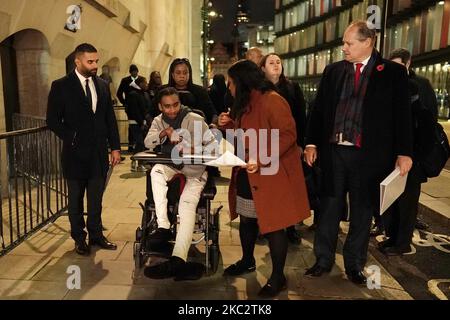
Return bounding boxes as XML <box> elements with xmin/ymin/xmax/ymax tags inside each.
<box><xmin>205</xmin><ymin>150</ymin><xmax>246</xmax><ymax>167</ymax></box>
<box><xmin>379</xmin><ymin>167</ymin><xmax>408</xmax><ymax>215</ymax></box>
<box><xmin>182</xmin><ymin>154</ymin><xmax>218</xmax><ymax>161</ymax></box>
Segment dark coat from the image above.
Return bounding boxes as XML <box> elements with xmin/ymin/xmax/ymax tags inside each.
<box><xmin>116</xmin><ymin>75</ymin><xmax>142</xmax><ymax>107</ymax></box>
<box><xmin>277</xmin><ymin>80</ymin><xmax>307</xmax><ymax>147</ymax></box>
<box><xmin>410</xmin><ymin>70</ymin><xmax>438</xmax><ymax>121</ymax></box>
<box><xmin>127</xmin><ymin>90</ymin><xmax>152</xmax><ymax>126</ymax></box>
<box><xmin>46</xmin><ymin>71</ymin><xmax>120</xmax><ymax>180</ymax></box>
<box><xmin>305</xmin><ymin>52</ymin><xmax>413</xmax><ymax>205</ymax></box>
<box><xmin>227</xmin><ymin>90</ymin><xmax>311</xmax><ymax>234</ymax></box>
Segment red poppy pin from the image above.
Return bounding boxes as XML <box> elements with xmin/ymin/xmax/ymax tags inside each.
<box><xmin>376</xmin><ymin>64</ymin><xmax>384</xmax><ymax>72</ymax></box>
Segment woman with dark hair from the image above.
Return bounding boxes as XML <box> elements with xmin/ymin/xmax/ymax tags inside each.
<box><xmin>158</xmin><ymin>58</ymin><xmax>217</xmax><ymax>124</ymax></box>
<box><xmin>208</xmin><ymin>74</ymin><xmax>227</xmax><ymax>114</ymax></box>
<box><xmin>260</xmin><ymin>53</ymin><xmax>308</xmax><ymax>244</ymax></box>
<box><xmin>219</xmin><ymin>60</ymin><xmax>310</xmax><ymax>298</ymax></box>
<box><xmin>148</xmin><ymin>71</ymin><xmax>162</xmax><ymax>100</ymax></box>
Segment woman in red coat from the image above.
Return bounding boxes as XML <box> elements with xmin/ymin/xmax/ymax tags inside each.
<box><xmin>219</xmin><ymin>60</ymin><xmax>310</xmax><ymax>297</ymax></box>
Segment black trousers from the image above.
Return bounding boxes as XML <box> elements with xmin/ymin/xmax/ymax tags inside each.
<box><xmin>383</xmin><ymin>165</ymin><xmax>422</xmax><ymax>249</ymax></box>
<box><xmin>67</xmin><ymin>154</ymin><xmax>106</xmax><ymax>242</ymax></box>
<box><xmin>130</xmin><ymin>124</ymin><xmax>145</xmax><ymax>153</ymax></box>
<box><xmin>314</xmin><ymin>145</ymin><xmax>373</xmax><ymax>272</ymax></box>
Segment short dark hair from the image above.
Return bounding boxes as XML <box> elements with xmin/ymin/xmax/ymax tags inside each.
<box><xmin>74</xmin><ymin>43</ymin><xmax>97</xmax><ymax>57</ymax></box>
<box><xmin>389</xmin><ymin>48</ymin><xmax>412</xmax><ymax>64</ymax></box>
<box><xmin>129</xmin><ymin>64</ymin><xmax>139</xmax><ymax>73</ymax></box>
<box><xmin>348</xmin><ymin>20</ymin><xmax>376</xmax><ymax>44</ymax></box>
<box><xmin>157</xmin><ymin>87</ymin><xmax>179</xmax><ymax>104</ymax></box>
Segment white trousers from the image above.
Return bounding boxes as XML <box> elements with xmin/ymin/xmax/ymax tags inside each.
<box><xmin>150</xmin><ymin>164</ymin><xmax>207</xmax><ymax>261</ymax></box>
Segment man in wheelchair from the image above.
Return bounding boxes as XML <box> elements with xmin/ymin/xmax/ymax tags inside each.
<box><xmin>142</xmin><ymin>87</ymin><xmax>218</xmax><ymax>279</ymax></box>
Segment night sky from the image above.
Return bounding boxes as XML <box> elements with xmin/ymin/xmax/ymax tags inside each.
<box><xmin>210</xmin><ymin>0</ymin><xmax>275</xmax><ymax>43</ymax></box>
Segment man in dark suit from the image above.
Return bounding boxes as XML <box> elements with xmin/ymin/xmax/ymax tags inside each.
<box><xmin>117</xmin><ymin>64</ymin><xmax>142</xmax><ymax>153</ymax></box>
<box><xmin>304</xmin><ymin>21</ymin><xmax>413</xmax><ymax>284</ymax></box>
<box><xmin>47</xmin><ymin>43</ymin><xmax>121</xmax><ymax>255</ymax></box>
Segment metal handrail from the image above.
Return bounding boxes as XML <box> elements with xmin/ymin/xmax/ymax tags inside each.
<box><xmin>0</xmin><ymin>115</ymin><xmax>67</xmax><ymax>256</ymax></box>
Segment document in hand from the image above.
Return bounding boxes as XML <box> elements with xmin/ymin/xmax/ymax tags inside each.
<box><xmin>379</xmin><ymin>167</ymin><xmax>408</xmax><ymax>215</ymax></box>
<box><xmin>205</xmin><ymin>150</ymin><xmax>246</xmax><ymax>167</ymax></box>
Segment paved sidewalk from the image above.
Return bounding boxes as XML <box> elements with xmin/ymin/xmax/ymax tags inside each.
<box><xmin>0</xmin><ymin>158</ymin><xmax>412</xmax><ymax>300</ymax></box>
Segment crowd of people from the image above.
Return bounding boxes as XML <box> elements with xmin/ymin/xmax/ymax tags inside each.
<box><xmin>46</xmin><ymin>19</ymin><xmax>441</xmax><ymax>298</ymax></box>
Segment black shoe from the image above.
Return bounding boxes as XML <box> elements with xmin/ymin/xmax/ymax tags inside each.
<box><xmin>377</xmin><ymin>238</ymin><xmax>395</xmax><ymax>250</ymax></box>
<box><xmin>144</xmin><ymin>256</ymin><xmax>185</xmax><ymax>279</ymax></box>
<box><xmin>286</xmin><ymin>227</ymin><xmax>301</xmax><ymax>244</ymax></box>
<box><xmin>346</xmin><ymin>270</ymin><xmax>367</xmax><ymax>285</ymax></box>
<box><xmin>174</xmin><ymin>262</ymin><xmax>206</xmax><ymax>281</ymax></box>
<box><xmin>75</xmin><ymin>240</ymin><xmax>90</xmax><ymax>256</ymax></box>
<box><xmin>88</xmin><ymin>236</ymin><xmax>117</xmax><ymax>250</ymax></box>
<box><xmin>415</xmin><ymin>219</ymin><xmax>429</xmax><ymax>231</ymax></box>
<box><xmin>380</xmin><ymin>246</ymin><xmax>411</xmax><ymax>256</ymax></box>
<box><xmin>370</xmin><ymin>224</ymin><xmax>384</xmax><ymax>237</ymax></box>
<box><xmin>304</xmin><ymin>262</ymin><xmax>332</xmax><ymax>277</ymax></box>
<box><xmin>149</xmin><ymin>228</ymin><xmax>173</xmax><ymax>241</ymax></box>
<box><xmin>223</xmin><ymin>260</ymin><xmax>256</xmax><ymax>276</ymax></box>
<box><xmin>258</xmin><ymin>276</ymin><xmax>287</xmax><ymax>298</ymax></box>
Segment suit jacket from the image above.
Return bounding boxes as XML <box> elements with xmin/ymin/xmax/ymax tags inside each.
<box><xmin>46</xmin><ymin>71</ymin><xmax>120</xmax><ymax>180</ymax></box>
<box><xmin>117</xmin><ymin>76</ymin><xmax>143</xmax><ymax>107</ymax></box>
<box><xmin>305</xmin><ymin>52</ymin><xmax>413</xmax><ymax>205</ymax></box>
<box><xmin>226</xmin><ymin>90</ymin><xmax>311</xmax><ymax>234</ymax></box>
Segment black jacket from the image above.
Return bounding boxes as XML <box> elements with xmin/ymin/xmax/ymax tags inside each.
<box><xmin>127</xmin><ymin>90</ymin><xmax>153</xmax><ymax>126</ymax></box>
<box><xmin>46</xmin><ymin>71</ymin><xmax>120</xmax><ymax>179</ymax></box>
<box><xmin>117</xmin><ymin>76</ymin><xmax>142</xmax><ymax>107</ymax></box>
<box><xmin>306</xmin><ymin>52</ymin><xmax>413</xmax><ymax>203</ymax></box>
<box><xmin>277</xmin><ymin>80</ymin><xmax>307</xmax><ymax>147</ymax></box>
<box><xmin>409</xmin><ymin>70</ymin><xmax>438</xmax><ymax>121</ymax></box>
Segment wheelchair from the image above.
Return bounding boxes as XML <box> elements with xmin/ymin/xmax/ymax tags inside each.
<box><xmin>133</xmin><ymin>164</ymin><xmax>223</xmax><ymax>276</ymax></box>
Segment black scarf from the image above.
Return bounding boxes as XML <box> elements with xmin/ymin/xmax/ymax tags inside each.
<box><xmin>331</xmin><ymin>52</ymin><xmax>377</xmax><ymax>147</ymax></box>
<box><xmin>161</xmin><ymin>106</ymin><xmax>191</xmax><ymax>155</ymax></box>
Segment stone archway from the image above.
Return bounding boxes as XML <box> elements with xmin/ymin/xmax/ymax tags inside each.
<box><xmin>0</xmin><ymin>29</ymin><xmax>51</xmax><ymax>120</ymax></box>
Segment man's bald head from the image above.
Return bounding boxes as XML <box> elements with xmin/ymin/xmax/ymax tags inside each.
<box><xmin>246</xmin><ymin>47</ymin><xmax>263</xmax><ymax>65</ymax></box>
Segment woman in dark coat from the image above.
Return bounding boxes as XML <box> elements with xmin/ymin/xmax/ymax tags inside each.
<box><xmin>155</xmin><ymin>58</ymin><xmax>217</xmax><ymax>124</ymax></box>
<box><xmin>219</xmin><ymin>60</ymin><xmax>310</xmax><ymax>298</ymax></box>
<box><xmin>260</xmin><ymin>53</ymin><xmax>308</xmax><ymax>243</ymax></box>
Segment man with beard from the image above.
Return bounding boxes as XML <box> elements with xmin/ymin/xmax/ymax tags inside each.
<box><xmin>47</xmin><ymin>43</ymin><xmax>121</xmax><ymax>255</ymax></box>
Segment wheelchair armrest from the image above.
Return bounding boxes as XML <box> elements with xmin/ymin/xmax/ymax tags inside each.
<box><xmin>201</xmin><ymin>177</ymin><xmax>217</xmax><ymax>200</ymax></box>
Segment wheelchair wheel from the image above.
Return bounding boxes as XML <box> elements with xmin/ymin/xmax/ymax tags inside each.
<box><xmin>134</xmin><ymin>242</ymin><xmax>144</xmax><ymax>269</ymax></box>
<box><xmin>208</xmin><ymin>244</ymin><xmax>220</xmax><ymax>274</ymax></box>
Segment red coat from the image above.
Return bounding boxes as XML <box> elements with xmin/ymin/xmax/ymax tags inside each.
<box><xmin>227</xmin><ymin>90</ymin><xmax>310</xmax><ymax>234</ymax></box>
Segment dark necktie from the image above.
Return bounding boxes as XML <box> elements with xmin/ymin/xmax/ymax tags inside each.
<box><xmin>85</xmin><ymin>79</ymin><xmax>93</xmax><ymax>111</ymax></box>
<box><xmin>354</xmin><ymin>63</ymin><xmax>363</xmax><ymax>92</ymax></box>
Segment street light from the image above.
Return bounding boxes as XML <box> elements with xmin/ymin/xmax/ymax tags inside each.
<box><xmin>201</xmin><ymin>0</ymin><xmax>220</xmax><ymax>87</ymax></box>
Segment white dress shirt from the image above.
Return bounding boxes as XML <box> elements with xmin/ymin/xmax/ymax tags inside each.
<box><xmin>75</xmin><ymin>68</ymin><xmax>98</xmax><ymax>113</ymax></box>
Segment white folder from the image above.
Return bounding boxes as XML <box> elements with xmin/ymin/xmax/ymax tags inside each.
<box><xmin>379</xmin><ymin>167</ymin><xmax>408</xmax><ymax>215</ymax></box>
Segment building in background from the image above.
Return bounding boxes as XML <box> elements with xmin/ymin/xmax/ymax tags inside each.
<box><xmin>0</xmin><ymin>0</ymin><xmax>203</xmax><ymax>132</ymax></box>
<box><xmin>274</xmin><ymin>0</ymin><xmax>450</xmax><ymax>119</ymax></box>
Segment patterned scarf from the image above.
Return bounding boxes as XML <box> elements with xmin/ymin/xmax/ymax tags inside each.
<box><xmin>331</xmin><ymin>53</ymin><xmax>376</xmax><ymax>147</ymax></box>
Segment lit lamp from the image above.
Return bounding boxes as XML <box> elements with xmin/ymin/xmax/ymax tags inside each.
<box><xmin>201</xmin><ymin>1</ymin><xmax>221</xmax><ymax>87</ymax></box>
